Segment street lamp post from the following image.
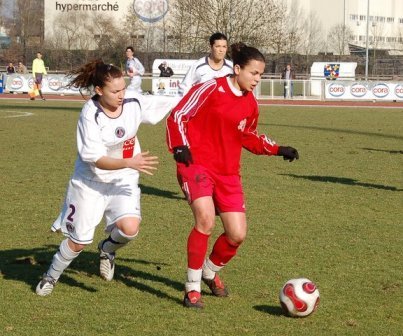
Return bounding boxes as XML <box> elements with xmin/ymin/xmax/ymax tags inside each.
<box><xmin>365</xmin><ymin>0</ymin><xmax>370</xmax><ymax>80</ymax></box>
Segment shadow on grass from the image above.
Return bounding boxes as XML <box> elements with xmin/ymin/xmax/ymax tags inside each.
<box><xmin>281</xmin><ymin>174</ymin><xmax>402</xmax><ymax>191</ymax></box>
<box><xmin>253</xmin><ymin>305</ymin><xmax>284</xmax><ymax>316</ymax></box>
<box><xmin>139</xmin><ymin>184</ymin><xmax>183</xmax><ymax>200</ymax></box>
<box><xmin>0</xmin><ymin>245</ymin><xmax>183</xmax><ymax>305</ymax></box>
<box><xmin>361</xmin><ymin>147</ymin><xmax>403</xmax><ymax>154</ymax></box>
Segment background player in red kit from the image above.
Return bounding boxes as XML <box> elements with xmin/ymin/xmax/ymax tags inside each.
<box><xmin>166</xmin><ymin>42</ymin><xmax>299</xmax><ymax>308</ymax></box>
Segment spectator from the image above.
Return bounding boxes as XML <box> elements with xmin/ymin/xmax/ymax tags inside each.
<box><xmin>6</xmin><ymin>62</ymin><xmax>15</xmax><ymax>74</ymax></box>
<box><xmin>158</xmin><ymin>61</ymin><xmax>174</xmax><ymax>77</ymax></box>
<box><xmin>17</xmin><ymin>61</ymin><xmax>28</xmax><ymax>74</ymax></box>
<box><xmin>281</xmin><ymin>64</ymin><xmax>296</xmax><ymax>99</ymax></box>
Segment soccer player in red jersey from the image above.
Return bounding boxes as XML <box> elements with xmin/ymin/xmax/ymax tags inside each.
<box><xmin>166</xmin><ymin>42</ymin><xmax>299</xmax><ymax>308</ymax></box>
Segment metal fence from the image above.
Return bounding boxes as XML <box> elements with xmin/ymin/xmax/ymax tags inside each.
<box><xmin>255</xmin><ymin>79</ymin><xmax>324</xmax><ymax>100</ymax></box>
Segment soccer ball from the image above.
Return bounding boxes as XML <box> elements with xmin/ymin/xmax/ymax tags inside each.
<box><xmin>279</xmin><ymin>278</ymin><xmax>320</xmax><ymax>317</ymax></box>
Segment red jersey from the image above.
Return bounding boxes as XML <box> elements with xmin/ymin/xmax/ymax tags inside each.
<box><xmin>166</xmin><ymin>76</ymin><xmax>279</xmax><ymax>175</ymax></box>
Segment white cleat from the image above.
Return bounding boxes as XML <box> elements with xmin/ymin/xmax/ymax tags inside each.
<box><xmin>36</xmin><ymin>273</ymin><xmax>57</xmax><ymax>296</ymax></box>
<box><xmin>98</xmin><ymin>243</ymin><xmax>115</xmax><ymax>281</ymax></box>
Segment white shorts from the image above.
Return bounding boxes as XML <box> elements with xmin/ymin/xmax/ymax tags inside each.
<box><xmin>52</xmin><ymin>175</ymin><xmax>141</xmax><ymax>244</ymax></box>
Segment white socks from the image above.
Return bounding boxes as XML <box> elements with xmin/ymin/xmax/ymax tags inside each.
<box><xmin>47</xmin><ymin>239</ymin><xmax>81</xmax><ymax>280</ymax></box>
<box><xmin>100</xmin><ymin>227</ymin><xmax>138</xmax><ymax>254</ymax></box>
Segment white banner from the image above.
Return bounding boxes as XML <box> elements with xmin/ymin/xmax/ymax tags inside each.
<box><xmin>4</xmin><ymin>74</ymin><xmax>84</xmax><ymax>95</ymax></box>
<box><xmin>325</xmin><ymin>81</ymin><xmax>403</xmax><ymax>101</ymax></box>
<box><xmin>151</xmin><ymin>59</ymin><xmax>195</xmax><ymax>96</ymax></box>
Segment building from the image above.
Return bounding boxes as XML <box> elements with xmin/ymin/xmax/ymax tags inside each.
<box><xmin>285</xmin><ymin>0</ymin><xmax>403</xmax><ymax>54</ymax></box>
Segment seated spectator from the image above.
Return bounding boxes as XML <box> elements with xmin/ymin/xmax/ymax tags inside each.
<box><xmin>6</xmin><ymin>62</ymin><xmax>15</xmax><ymax>74</ymax></box>
<box><xmin>158</xmin><ymin>61</ymin><xmax>174</xmax><ymax>77</ymax></box>
<box><xmin>17</xmin><ymin>61</ymin><xmax>28</xmax><ymax>74</ymax></box>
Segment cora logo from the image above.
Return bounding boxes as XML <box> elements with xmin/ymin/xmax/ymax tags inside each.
<box><xmin>133</xmin><ymin>0</ymin><xmax>168</xmax><ymax>23</ymax></box>
<box><xmin>372</xmin><ymin>83</ymin><xmax>389</xmax><ymax>98</ymax></box>
<box><xmin>10</xmin><ymin>76</ymin><xmax>24</xmax><ymax>90</ymax></box>
<box><xmin>394</xmin><ymin>84</ymin><xmax>403</xmax><ymax>98</ymax></box>
<box><xmin>350</xmin><ymin>83</ymin><xmax>367</xmax><ymax>97</ymax></box>
<box><xmin>328</xmin><ymin>83</ymin><xmax>345</xmax><ymax>97</ymax></box>
<box><xmin>48</xmin><ymin>77</ymin><xmax>63</xmax><ymax>91</ymax></box>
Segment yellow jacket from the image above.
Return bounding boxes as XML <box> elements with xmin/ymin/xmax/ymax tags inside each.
<box><xmin>32</xmin><ymin>58</ymin><xmax>47</xmax><ymax>77</ymax></box>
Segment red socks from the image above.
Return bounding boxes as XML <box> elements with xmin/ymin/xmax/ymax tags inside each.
<box><xmin>209</xmin><ymin>233</ymin><xmax>240</xmax><ymax>267</ymax></box>
<box><xmin>187</xmin><ymin>229</ymin><xmax>240</xmax><ymax>269</ymax></box>
<box><xmin>187</xmin><ymin>228</ymin><xmax>210</xmax><ymax>269</ymax></box>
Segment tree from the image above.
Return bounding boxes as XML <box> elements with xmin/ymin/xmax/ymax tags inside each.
<box><xmin>300</xmin><ymin>11</ymin><xmax>323</xmax><ymax>71</ymax></box>
<box><xmin>327</xmin><ymin>23</ymin><xmax>353</xmax><ymax>55</ymax></box>
<box><xmin>167</xmin><ymin>0</ymin><xmax>284</xmax><ymax>53</ymax></box>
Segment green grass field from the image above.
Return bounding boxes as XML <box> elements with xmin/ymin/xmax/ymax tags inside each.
<box><xmin>0</xmin><ymin>99</ymin><xmax>402</xmax><ymax>335</ymax></box>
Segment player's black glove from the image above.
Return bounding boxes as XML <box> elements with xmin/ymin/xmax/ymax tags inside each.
<box><xmin>173</xmin><ymin>146</ymin><xmax>193</xmax><ymax>167</ymax></box>
<box><xmin>277</xmin><ymin>146</ymin><xmax>299</xmax><ymax>162</ymax></box>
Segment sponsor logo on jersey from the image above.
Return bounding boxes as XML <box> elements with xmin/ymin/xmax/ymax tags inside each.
<box><xmin>238</xmin><ymin>118</ymin><xmax>246</xmax><ymax>132</ymax></box>
<box><xmin>115</xmin><ymin>127</ymin><xmax>125</xmax><ymax>138</ymax></box>
<box><xmin>218</xmin><ymin>86</ymin><xmax>225</xmax><ymax>93</ymax></box>
<box><xmin>123</xmin><ymin>136</ymin><xmax>135</xmax><ymax>158</ymax></box>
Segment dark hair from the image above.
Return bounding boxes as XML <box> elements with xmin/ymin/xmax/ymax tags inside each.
<box><xmin>230</xmin><ymin>42</ymin><xmax>265</xmax><ymax>68</ymax></box>
<box><xmin>209</xmin><ymin>32</ymin><xmax>228</xmax><ymax>46</ymax></box>
<box><xmin>68</xmin><ymin>60</ymin><xmax>122</xmax><ymax>91</ymax></box>
<box><xmin>126</xmin><ymin>46</ymin><xmax>134</xmax><ymax>52</ymax></box>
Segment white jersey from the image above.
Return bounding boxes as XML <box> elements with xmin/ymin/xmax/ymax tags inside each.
<box><xmin>126</xmin><ymin>57</ymin><xmax>145</xmax><ymax>92</ymax></box>
<box><xmin>51</xmin><ymin>92</ymin><xmax>179</xmax><ymax>234</ymax></box>
<box><xmin>73</xmin><ymin>91</ymin><xmax>179</xmax><ymax>183</ymax></box>
<box><xmin>179</xmin><ymin>56</ymin><xmax>233</xmax><ymax>96</ymax></box>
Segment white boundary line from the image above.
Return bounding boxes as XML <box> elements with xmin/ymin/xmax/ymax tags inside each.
<box><xmin>0</xmin><ymin>110</ymin><xmax>34</xmax><ymax>118</ymax></box>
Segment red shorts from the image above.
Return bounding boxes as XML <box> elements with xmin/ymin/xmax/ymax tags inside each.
<box><xmin>176</xmin><ymin>163</ymin><xmax>245</xmax><ymax>213</ymax></box>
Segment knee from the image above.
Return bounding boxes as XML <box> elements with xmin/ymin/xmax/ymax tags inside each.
<box><xmin>117</xmin><ymin>217</ymin><xmax>141</xmax><ymax>236</ymax></box>
<box><xmin>67</xmin><ymin>239</ymin><xmax>85</xmax><ymax>252</ymax></box>
<box><xmin>195</xmin><ymin>214</ymin><xmax>215</xmax><ymax>235</ymax></box>
<box><xmin>226</xmin><ymin>230</ymin><xmax>247</xmax><ymax>246</ymax></box>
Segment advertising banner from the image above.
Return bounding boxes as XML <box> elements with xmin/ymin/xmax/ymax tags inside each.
<box><xmin>325</xmin><ymin>81</ymin><xmax>403</xmax><ymax>101</ymax></box>
<box><xmin>5</xmin><ymin>74</ymin><xmax>85</xmax><ymax>95</ymax></box>
<box><xmin>151</xmin><ymin>59</ymin><xmax>195</xmax><ymax>96</ymax></box>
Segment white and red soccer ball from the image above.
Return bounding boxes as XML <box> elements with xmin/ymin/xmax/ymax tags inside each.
<box><xmin>279</xmin><ymin>278</ymin><xmax>320</xmax><ymax>317</ymax></box>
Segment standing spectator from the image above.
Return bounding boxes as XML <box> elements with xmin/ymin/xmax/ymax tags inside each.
<box><xmin>17</xmin><ymin>61</ymin><xmax>28</xmax><ymax>74</ymax></box>
<box><xmin>158</xmin><ymin>61</ymin><xmax>174</xmax><ymax>77</ymax></box>
<box><xmin>178</xmin><ymin>32</ymin><xmax>233</xmax><ymax>96</ymax></box>
<box><xmin>166</xmin><ymin>42</ymin><xmax>299</xmax><ymax>309</ymax></box>
<box><xmin>125</xmin><ymin>46</ymin><xmax>145</xmax><ymax>93</ymax></box>
<box><xmin>36</xmin><ymin>60</ymin><xmax>178</xmax><ymax>296</ymax></box>
<box><xmin>31</xmin><ymin>52</ymin><xmax>47</xmax><ymax>101</ymax></box>
<box><xmin>281</xmin><ymin>64</ymin><xmax>295</xmax><ymax>99</ymax></box>
<box><xmin>6</xmin><ymin>62</ymin><xmax>15</xmax><ymax>74</ymax></box>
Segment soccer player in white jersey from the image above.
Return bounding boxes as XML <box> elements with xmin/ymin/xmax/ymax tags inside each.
<box><xmin>125</xmin><ymin>46</ymin><xmax>145</xmax><ymax>93</ymax></box>
<box><xmin>178</xmin><ymin>32</ymin><xmax>233</xmax><ymax>96</ymax></box>
<box><xmin>36</xmin><ymin>60</ymin><xmax>178</xmax><ymax>296</ymax></box>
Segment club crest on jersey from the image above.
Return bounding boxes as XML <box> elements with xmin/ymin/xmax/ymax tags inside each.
<box><xmin>115</xmin><ymin>127</ymin><xmax>125</xmax><ymax>138</ymax></box>
<box><xmin>66</xmin><ymin>222</ymin><xmax>75</xmax><ymax>234</ymax></box>
<box><xmin>238</xmin><ymin>118</ymin><xmax>246</xmax><ymax>132</ymax></box>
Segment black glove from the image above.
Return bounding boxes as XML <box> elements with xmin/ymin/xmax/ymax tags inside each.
<box><xmin>278</xmin><ymin>146</ymin><xmax>299</xmax><ymax>162</ymax></box>
<box><xmin>173</xmin><ymin>146</ymin><xmax>193</xmax><ymax>167</ymax></box>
